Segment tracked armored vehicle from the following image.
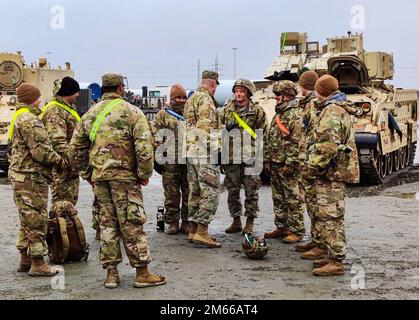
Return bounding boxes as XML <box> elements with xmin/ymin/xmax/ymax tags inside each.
<box><xmin>256</xmin><ymin>32</ymin><xmax>418</xmax><ymax>185</ymax></box>
<box><xmin>0</xmin><ymin>52</ymin><xmax>74</xmax><ymax>173</ymax></box>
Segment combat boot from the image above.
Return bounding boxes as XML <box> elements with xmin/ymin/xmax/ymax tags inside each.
<box><xmin>283</xmin><ymin>233</ymin><xmax>303</xmax><ymax>244</ymax></box>
<box><xmin>134</xmin><ymin>266</ymin><xmax>166</xmax><ymax>288</ymax></box>
<box><xmin>28</xmin><ymin>257</ymin><xmax>60</xmax><ymax>277</ymax></box>
<box><xmin>295</xmin><ymin>241</ymin><xmax>316</xmax><ymax>253</ymax></box>
<box><xmin>313</xmin><ymin>258</ymin><xmax>330</xmax><ymax>269</ymax></box>
<box><xmin>313</xmin><ymin>259</ymin><xmax>345</xmax><ymax>277</ymax></box>
<box><xmin>192</xmin><ymin>224</ymin><xmax>222</xmax><ymax>248</ymax></box>
<box><xmin>166</xmin><ymin>222</ymin><xmax>179</xmax><ymax>235</ymax></box>
<box><xmin>264</xmin><ymin>228</ymin><xmax>291</xmax><ymax>239</ymax></box>
<box><xmin>242</xmin><ymin>217</ymin><xmax>254</xmax><ymax>235</ymax></box>
<box><xmin>225</xmin><ymin>217</ymin><xmax>242</xmax><ymax>234</ymax></box>
<box><xmin>95</xmin><ymin>229</ymin><xmax>101</xmax><ymax>241</ymax></box>
<box><xmin>179</xmin><ymin>221</ymin><xmax>190</xmax><ymax>234</ymax></box>
<box><xmin>17</xmin><ymin>249</ymin><xmax>31</xmax><ymax>273</ymax></box>
<box><xmin>188</xmin><ymin>222</ymin><xmax>198</xmax><ymax>243</ymax></box>
<box><xmin>104</xmin><ymin>267</ymin><xmax>120</xmax><ymax>289</ymax></box>
<box><xmin>189</xmin><ymin>222</ymin><xmax>216</xmax><ymax>242</ymax></box>
<box><xmin>301</xmin><ymin>247</ymin><xmax>328</xmax><ymax>260</ymax></box>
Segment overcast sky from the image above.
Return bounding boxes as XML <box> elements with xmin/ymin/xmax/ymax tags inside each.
<box><xmin>2</xmin><ymin>0</ymin><xmax>419</xmax><ymax>90</ymax></box>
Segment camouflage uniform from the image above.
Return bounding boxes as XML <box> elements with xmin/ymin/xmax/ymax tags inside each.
<box><xmin>299</xmin><ymin>93</ymin><xmax>323</xmax><ymax>247</ymax></box>
<box><xmin>219</xmin><ymin>99</ymin><xmax>268</xmax><ymax>219</ymax></box>
<box><xmin>8</xmin><ymin>104</ymin><xmax>63</xmax><ymax>258</ymax></box>
<box><xmin>40</xmin><ymin>97</ymin><xmax>80</xmax><ymax>206</ymax></box>
<box><xmin>265</xmin><ymin>98</ymin><xmax>305</xmax><ymax>236</ymax></box>
<box><xmin>184</xmin><ymin>87</ymin><xmax>221</xmax><ymax>226</ymax></box>
<box><xmin>70</xmin><ymin>91</ymin><xmax>154</xmax><ymax>269</ymax></box>
<box><xmin>307</xmin><ymin>91</ymin><xmax>360</xmax><ymax>261</ymax></box>
<box><xmin>152</xmin><ymin>104</ymin><xmax>189</xmax><ymax>224</ymax></box>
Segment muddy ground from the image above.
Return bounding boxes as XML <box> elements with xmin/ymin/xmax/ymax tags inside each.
<box><xmin>0</xmin><ymin>166</ymin><xmax>418</xmax><ymax>300</ymax></box>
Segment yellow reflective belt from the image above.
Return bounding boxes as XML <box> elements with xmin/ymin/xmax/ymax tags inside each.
<box><xmin>8</xmin><ymin>108</ymin><xmax>31</xmax><ymax>141</ymax></box>
<box><xmin>41</xmin><ymin>100</ymin><xmax>81</xmax><ymax>122</ymax></box>
<box><xmin>232</xmin><ymin>112</ymin><xmax>257</xmax><ymax>140</ymax></box>
<box><xmin>89</xmin><ymin>99</ymin><xmax>124</xmax><ymax>142</ymax></box>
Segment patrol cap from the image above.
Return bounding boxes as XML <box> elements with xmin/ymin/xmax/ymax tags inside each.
<box><xmin>102</xmin><ymin>73</ymin><xmax>125</xmax><ymax>87</ymax></box>
<box><xmin>202</xmin><ymin>70</ymin><xmax>220</xmax><ymax>85</ymax></box>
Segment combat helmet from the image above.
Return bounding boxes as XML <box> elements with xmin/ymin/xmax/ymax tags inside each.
<box><xmin>242</xmin><ymin>233</ymin><xmax>269</xmax><ymax>260</ymax></box>
<box><xmin>233</xmin><ymin>79</ymin><xmax>256</xmax><ymax>97</ymax></box>
<box><xmin>272</xmin><ymin>80</ymin><xmax>298</xmax><ymax>97</ymax></box>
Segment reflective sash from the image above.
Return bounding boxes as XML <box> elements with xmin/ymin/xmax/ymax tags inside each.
<box><xmin>8</xmin><ymin>108</ymin><xmax>30</xmax><ymax>141</ymax></box>
<box><xmin>41</xmin><ymin>100</ymin><xmax>81</xmax><ymax>122</ymax></box>
<box><xmin>232</xmin><ymin>112</ymin><xmax>257</xmax><ymax>140</ymax></box>
<box><xmin>89</xmin><ymin>99</ymin><xmax>124</xmax><ymax>142</ymax></box>
<box><xmin>165</xmin><ymin>108</ymin><xmax>184</xmax><ymax>121</ymax></box>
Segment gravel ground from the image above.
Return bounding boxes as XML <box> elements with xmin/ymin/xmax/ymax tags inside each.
<box><xmin>0</xmin><ymin>167</ymin><xmax>418</xmax><ymax>300</ymax></box>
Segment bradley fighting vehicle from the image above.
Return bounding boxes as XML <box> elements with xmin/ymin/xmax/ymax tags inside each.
<box><xmin>254</xmin><ymin>32</ymin><xmax>418</xmax><ymax>185</ymax></box>
<box><xmin>0</xmin><ymin>52</ymin><xmax>74</xmax><ymax>173</ymax></box>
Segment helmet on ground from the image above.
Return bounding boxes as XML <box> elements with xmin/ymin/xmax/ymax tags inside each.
<box><xmin>233</xmin><ymin>79</ymin><xmax>256</xmax><ymax>97</ymax></box>
<box><xmin>272</xmin><ymin>80</ymin><xmax>298</xmax><ymax>97</ymax></box>
<box><xmin>242</xmin><ymin>233</ymin><xmax>269</xmax><ymax>260</ymax></box>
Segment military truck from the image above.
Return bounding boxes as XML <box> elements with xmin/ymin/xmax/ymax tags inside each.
<box><xmin>0</xmin><ymin>52</ymin><xmax>74</xmax><ymax>173</ymax></box>
<box><xmin>255</xmin><ymin>32</ymin><xmax>418</xmax><ymax>185</ymax></box>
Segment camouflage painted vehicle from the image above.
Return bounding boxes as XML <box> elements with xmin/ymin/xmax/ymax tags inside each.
<box><xmin>0</xmin><ymin>52</ymin><xmax>74</xmax><ymax>173</ymax></box>
<box><xmin>256</xmin><ymin>32</ymin><xmax>418</xmax><ymax>185</ymax></box>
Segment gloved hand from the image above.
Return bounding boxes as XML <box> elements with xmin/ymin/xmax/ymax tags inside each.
<box><xmin>139</xmin><ymin>179</ymin><xmax>149</xmax><ymax>187</ymax></box>
<box><xmin>282</xmin><ymin>165</ymin><xmax>296</xmax><ymax>178</ymax></box>
<box><xmin>154</xmin><ymin>161</ymin><xmax>165</xmax><ymax>175</ymax></box>
<box><xmin>69</xmin><ymin>170</ymin><xmax>80</xmax><ymax>179</ymax></box>
<box><xmin>55</xmin><ymin>158</ymin><xmax>69</xmax><ymax>174</ymax></box>
<box><xmin>264</xmin><ymin>163</ymin><xmax>271</xmax><ymax>176</ymax></box>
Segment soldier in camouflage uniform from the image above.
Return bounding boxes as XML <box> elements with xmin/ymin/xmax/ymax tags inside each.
<box><xmin>185</xmin><ymin>70</ymin><xmax>222</xmax><ymax>248</ymax></box>
<box><xmin>70</xmin><ymin>73</ymin><xmax>166</xmax><ymax>289</ymax></box>
<box><xmin>264</xmin><ymin>81</ymin><xmax>306</xmax><ymax>244</ymax></box>
<box><xmin>40</xmin><ymin>77</ymin><xmax>101</xmax><ymax>240</ymax></box>
<box><xmin>152</xmin><ymin>84</ymin><xmax>190</xmax><ymax>235</ymax></box>
<box><xmin>219</xmin><ymin>79</ymin><xmax>268</xmax><ymax>235</ymax></box>
<box><xmin>305</xmin><ymin>75</ymin><xmax>360</xmax><ymax>276</ymax></box>
<box><xmin>294</xmin><ymin>71</ymin><xmax>323</xmax><ymax>256</ymax></box>
<box><xmin>8</xmin><ymin>83</ymin><xmax>66</xmax><ymax>277</ymax></box>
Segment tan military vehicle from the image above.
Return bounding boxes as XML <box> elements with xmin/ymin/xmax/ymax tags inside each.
<box><xmin>0</xmin><ymin>52</ymin><xmax>74</xmax><ymax>173</ymax></box>
<box><xmin>255</xmin><ymin>32</ymin><xmax>418</xmax><ymax>185</ymax></box>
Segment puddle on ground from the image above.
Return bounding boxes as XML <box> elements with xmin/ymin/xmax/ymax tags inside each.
<box><xmin>383</xmin><ymin>192</ymin><xmax>419</xmax><ymax>200</ymax></box>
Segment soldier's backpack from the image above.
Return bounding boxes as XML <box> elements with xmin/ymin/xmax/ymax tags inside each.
<box><xmin>47</xmin><ymin>201</ymin><xmax>89</xmax><ymax>264</ymax></box>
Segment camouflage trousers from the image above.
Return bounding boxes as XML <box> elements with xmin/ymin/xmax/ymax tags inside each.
<box><xmin>51</xmin><ymin>169</ymin><xmax>79</xmax><ymax>207</ymax></box>
<box><xmin>314</xmin><ymin>179</ymin><xmax>347</xmax><ymax>260</ymax></box>
<box><xmin>224</xmin><ymin>164</ymin><xmax>261</xmax><ymax>218</ymax></box>
<box><xmin>302</xmin><ymin>177</ymin><xmax>323</xmax><ymax>248</ymax></box>
<box><xmin>10</xmin><ymin>171</ymin><xmax>49</xmax><ymax>258</ymax></box>
<box><xmin>187</xmin><ymin>160</ymin><xmax>220</xmax><ymax>226</ymax></box>
<box><xmin>162</xmin><ymin>164</ymin><xmax>189</xmax><ymax>224</ymax></box>
<box><xmin>91</xmin><ymin>194</ymin><xmax>101</xmax><ymax>231</ymax></box>
<box><xmin>93</xmin><ymin>180</ymin><xmax>151</xmax><ymax>269</ymax></box>
<box><xmin>271</xmin><ymin>163</ymin><xmax>305</xmax><ymax>235</ymax></box>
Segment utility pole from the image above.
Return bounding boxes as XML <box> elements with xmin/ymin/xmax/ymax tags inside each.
<box><xmin>232</xmin><ymin>48</ymin><xmax>238</xmax><ymax>79</ymax></box>
<box><xmin>215</xmin><ymin>53</ymin><xmax>219</xmax><ymax>73</ymax></box>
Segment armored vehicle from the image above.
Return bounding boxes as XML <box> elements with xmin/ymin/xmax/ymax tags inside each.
<box><xmin>0</xmin><ymin>52</ymin><xmax>74</xmax><ymax>173</ymax></box>
<box><xmin>256</xmin><ymin>32</ymin><xmax>418</xmax><ymax>185</ymax></box>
